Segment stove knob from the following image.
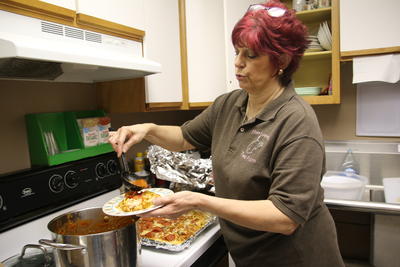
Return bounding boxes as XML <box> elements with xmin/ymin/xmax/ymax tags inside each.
<box><xmin>64</xmin><ymin>170</ymin><xmax>79</xmax><ymax>189</ymax></box>
<box><xmin>107</xmin><ymin>160</ymin><xmax>118</xmax><ymax>175</ymax></box>
<box><xmin>95</xmin><ymin>163</ymin><xmax>107</xmax><ymax>178</ymax></box>
<box><xmin>49</xmin><ymin>174</ymin><xmax>64</xmax><ymax>193</ymax></box>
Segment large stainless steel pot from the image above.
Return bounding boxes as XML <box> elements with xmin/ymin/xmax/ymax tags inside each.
<box><xmin>39</xmin><ymin>207</ymin><xmax>140</xmax><ymax>267</ymax></box>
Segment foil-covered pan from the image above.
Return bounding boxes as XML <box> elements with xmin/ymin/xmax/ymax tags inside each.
<box><xmin>147</xmin><ymin>145</ymin><xmax>213</xmax><ymax>189</ymax></box>
<box><xmin>138</xmin><ymin>210</ymin><xmax>217</xmax><ymax>252</ymax></box>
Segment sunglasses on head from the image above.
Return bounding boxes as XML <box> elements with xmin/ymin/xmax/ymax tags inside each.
<box><xmin>247</xmin><ymin>4</ymin><xmax>286</xmax><ymax>17</ymax></box>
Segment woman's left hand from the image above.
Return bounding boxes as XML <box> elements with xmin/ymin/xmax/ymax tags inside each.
<box><xmin>139</xmin><ymin>191</ymin><xmax>201</xmax><ymax>219</ymax></box>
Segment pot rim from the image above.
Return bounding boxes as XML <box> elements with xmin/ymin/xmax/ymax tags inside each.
<box><xmin>47</xmin><ymin>206</ymin><xmax>136</xmax><ymax>237</ymax></box>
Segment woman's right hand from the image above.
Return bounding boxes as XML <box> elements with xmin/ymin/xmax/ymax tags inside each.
<box><xmin>108</xmin><ymin>123</ymin><xmax>153</xmax><ymax>157</ymax></box>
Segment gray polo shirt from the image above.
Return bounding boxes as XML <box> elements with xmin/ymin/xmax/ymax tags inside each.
<box><xmin>181</xmin><ymin>84</ymin><xmax>344</xmax><ymax>267</ymax></box>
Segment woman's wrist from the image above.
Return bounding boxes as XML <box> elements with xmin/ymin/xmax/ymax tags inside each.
<box><xmin>193</xmin><ymin>192</ymin><xmax>211</xmax><ymax>212</ymax></box>
<box><xmin>143</xmin><ymin>123</ymin><xmax>157</xmax><ymax>138</ymax></box>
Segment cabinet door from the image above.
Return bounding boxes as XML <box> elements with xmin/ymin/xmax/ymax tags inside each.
<box><xmin>143</xmin><ymin>0</ymin><xmax>183</xmax><ymax>107</ymax></box>
<box><xmin>0</xmin><ymin>0</ymin><xmax>76</xmax><ymax>24</ymax></box>
<box><xmin>185</xmin><ymin>0</ymin><xmax>227</xmax><ymax>106</ymax></box>
<box><xmin>76</xmin><ymin>0</ymin><xmax>145</xmax><ymax>30</ymax></box>
<box><xmin>340</xmin><ymin>0</ymin><xmax>400</xmax><ymax>56</ymax></box>
<box><xmin>224</xmin><ymin>0</ymin><xmax>260</xmax><ymax>92</ymax></box>
<box><xmin>40</xmin><ymin>0</ymin><xmax>76</xmax><ymax>10</ymax></box>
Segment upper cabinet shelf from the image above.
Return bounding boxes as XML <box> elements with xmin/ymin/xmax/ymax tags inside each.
<box><xmin>295</xmin><ymin>7</ymin><xmax>331</xmax><ymax>22</ymax></box>
<box><xmin>304</xmin><ymin>50</ymin><xmax>332</xmax><ymax>60</ymax></box>
<box><xmin>283</xmin><ymin>0</ymin><xmax>340</xmax><ymax>105</ymax></box>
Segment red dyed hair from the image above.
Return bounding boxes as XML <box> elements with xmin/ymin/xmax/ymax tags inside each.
<box><xmin>232</xmin><ymin>0</ymin><xmax>309</xmax><ymax>86</ymax></box>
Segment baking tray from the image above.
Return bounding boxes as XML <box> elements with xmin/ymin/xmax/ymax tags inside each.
<box><xmin>139</xmin><ymin>212</ymin><xmax>217</xmax><ymax>252</ymax></box>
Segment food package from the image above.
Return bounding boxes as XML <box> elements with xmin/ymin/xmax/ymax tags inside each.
<box><xmin>77</xmin><ymin>117</ymin><xmax>99</xmax><ymax>147</ymax></box>
<box><xmin>98</xmin><ymin>117</ymin><xmax>111</xmax><ymax>144</ymax></box>
<box><xmin>147</xmin><ymin>145</ymin><xmax>213</xmax><ymax>189</ymax></box>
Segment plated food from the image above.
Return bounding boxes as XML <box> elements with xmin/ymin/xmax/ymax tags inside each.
<box><xmin>117</xmin><ymin>190</ymin><xmax>160</xmax><ymax>212</ymax></box>
<box><xmin>138</xmin><ymin>210</ymin><xmax>216</xmax><ymax>251</ymax></box>
<box><xmin>102</xmin><ymin>188</ymin><xmax>174</xmax><ymax>216</ymax></box>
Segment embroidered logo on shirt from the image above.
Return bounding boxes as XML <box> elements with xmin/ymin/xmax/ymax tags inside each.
<box><xmin>241</xmin><ymin>130</ymin><xmax>269</xmax><ymax>163</ymax></box>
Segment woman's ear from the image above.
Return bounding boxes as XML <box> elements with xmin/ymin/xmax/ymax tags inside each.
<box><xmin>279</xmin><ymin>54</ymin><xmax>292</xmax><ymax>70</ymax></box>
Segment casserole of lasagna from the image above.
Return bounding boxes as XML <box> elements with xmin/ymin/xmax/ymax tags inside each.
<box><xmin>138</xmin><ymin>210</ymin><xmax>216</xmax><ymax>251</ymax></box>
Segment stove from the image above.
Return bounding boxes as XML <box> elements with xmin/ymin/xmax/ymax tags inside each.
<box><xmin>0</xmin><ymin>153</ymin><xmax>122</xmax><ymax>260</ymax></box>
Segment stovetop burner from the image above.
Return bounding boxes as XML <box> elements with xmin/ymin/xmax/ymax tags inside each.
<box><xmin>0</xmin><ymin>153</ymin><xmax>122</xmax><ymax>233</ymax></box>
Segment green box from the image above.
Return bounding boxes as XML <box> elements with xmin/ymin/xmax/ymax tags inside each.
<box><xmin>25</xmin><ymin>110</ymin><xmax>113</xmax><ymax>167</ymax></box>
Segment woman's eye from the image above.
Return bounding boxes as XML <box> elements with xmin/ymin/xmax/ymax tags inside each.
<box><xmin>247</xmin><ymin>54</ymin><xmax>257</xmax><ymax>59</ymax></box>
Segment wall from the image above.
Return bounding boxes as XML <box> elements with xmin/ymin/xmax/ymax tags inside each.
<box><xmin>0</xmin><ymin>79</ymin><xmax>200</xmax><ymax>175</ymax></box>
<box><xmin>0</xmin><ymin>80</ymin><xmax>97</xmax><ymax>174</ymax></box>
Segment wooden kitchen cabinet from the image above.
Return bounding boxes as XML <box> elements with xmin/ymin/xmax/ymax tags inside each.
<box><xmin>76</xmin><ymin>0</ymin><xmax>144</xmax><ymax>30</ymax></box>
<box><xmin>143</xmin><ymin>0</ymin><xmax>183</xmax><ymax>109</ymax></box>
<box><xmin>340</xmin><ymin>0</ymin><xmax>400</xmax><ymax>60</ymax></box>
<box><xmin>0</xmin><ymin>0</ymin><xmax>144</xmax><ymax>41</ymax></box>
<box><xmin>40</xmin><ymin>0</ymin><xmax>75</xmax><ymax>10</ymax></box>
<box><xmin>183</xmin><ymin>0</ymin><xmax>228</xmax><ymax>108</ymax></box>
<box><xmin>182</xmin><ymin>0</ymin><xmax>341</xmax><ymax>108</ymax></box>
<box><xmin>91</xmin><ymin>0</ymin><xmax>343</xmax><ymax>112</ymax></box>
<box><xmin>146</xmin><ymin>0</ymin><xmax>241</xmax><ymax>110</ymax></box>
<box><xmin>75</xmin><ymin>0</ymin><xmax>145</xmax><ymax>42</ymax></box>
<box><xmin>95</xmin><ymin>0</ymin><xmax>184</xmax><ymax>113</ymax></box>
<box><xmin>101</xmin><ymin>0</ymin><xmax>230</xmax><ymax>111</ymax></box>
<box><xmin>0</xmin><ymin>0</ymin><xmax>76</xmax><ymax>25</ymax></box>
<box><xmin>282</xmin><ymin>0</ymin><xmax>341</xmax><ymax>105</ymax></box>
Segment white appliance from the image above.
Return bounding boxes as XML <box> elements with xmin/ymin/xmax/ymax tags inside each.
<box><xmin>0</xmin><ymin>10</ymin><xmax>161</xmax><ymax>83</ymax></box>
<box><xmin>0</xmin><ymin>190</ymin><xmax>120</xmax><ymax>261</ymax></box>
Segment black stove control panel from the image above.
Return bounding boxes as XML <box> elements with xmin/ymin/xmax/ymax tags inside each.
<box><xmin>0</xmin><ymin>153</ymin><xmax>122</xmax><ymax>232</ymax></box>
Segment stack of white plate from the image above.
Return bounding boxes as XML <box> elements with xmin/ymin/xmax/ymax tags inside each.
<box><xmin>317</xmin><ymin>21</ymin><xmax>332</xmax><ymax>50</ymax></box>
<box><xmin>306</xmin><ymin>35</ymin><xmax>323</xmax><ymax>52</ymax></box>
<box><xmin>294</xmin><ymin>87</ymin><xmax>322</xmax><ymax>96</ymax></box>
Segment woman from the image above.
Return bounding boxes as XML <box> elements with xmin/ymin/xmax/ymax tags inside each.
<box><xmin>109</xmin><ymin>1</ymin><xmax>344</xmax><ymax>266</ymax></box>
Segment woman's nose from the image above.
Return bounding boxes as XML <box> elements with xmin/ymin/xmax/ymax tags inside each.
<box><xmin>235</xmin><ymin>55</ymin><xmax>245</xmax><ymax>68</ymax></box>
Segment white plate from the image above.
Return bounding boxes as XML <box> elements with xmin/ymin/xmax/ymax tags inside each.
<box><xmin>295</xmin><ymin>87</ymin><xmax>322</xmax><ymax>96</ymax></box>
<box><xmin>323</xmin><ymin>21</ymin><xmax>332</xmax><ymax>43</ymax></box>
<box><xmin>320</xmin><ymin>21</ymin><xmax>331</xmax><ymax>46</ymax></box>
<box><xmin>306</xmin><ymin>47</ymin><xmax>324</xmax><ymax>52</ymax></box>
<box><xmin>318</xmin><ymin>24</ymin><xmax>331</xmax><ymax>50</ymax></box>
<box><xmin>102</xmin><ymin>188</ymin><xmax>174</xmax><ymax>216</ymax></box>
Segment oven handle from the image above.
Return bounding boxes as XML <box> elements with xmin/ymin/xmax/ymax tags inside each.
<box><xmin>39</xmin><ymin>239</ymin><xmax>86</xmax><ymax>252</ymax></box>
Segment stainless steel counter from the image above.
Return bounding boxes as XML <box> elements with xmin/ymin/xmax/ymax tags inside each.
<box><xmin>325</xmin><ymin>199</ymin><xmax>400</xmax><ymax>215</ymax></box>
<box><xmin>325</xmin><ymin>185</ymin><xmax>400</xmax><ymax>215</ymax></box>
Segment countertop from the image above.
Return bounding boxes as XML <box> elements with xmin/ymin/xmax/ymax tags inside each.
<box><xmin>141</xmin><ymin>222</ymin><xmax>221</xmax><ymax>267</ymax></box>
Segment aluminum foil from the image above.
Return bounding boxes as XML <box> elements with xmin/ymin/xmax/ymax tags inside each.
<box><xmin>147</xmin><ymin>145</ymin><xmax>213</xmax><ymax>189</ymax></box>
<box><xmin>140</xmin><ymin>216</ymin><xmax>217</xmax><ymax>252</ymax></box>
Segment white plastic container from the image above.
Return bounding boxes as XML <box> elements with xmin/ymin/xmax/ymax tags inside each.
<box><xmin>383</xmin><ymin>177</ymin><xmax>400</xmax><ymax>204</ymax></box>
<box><xmin>321</xmin><ymin>171</ymin><xmax>368</xmax><ymax>200</ymax></box>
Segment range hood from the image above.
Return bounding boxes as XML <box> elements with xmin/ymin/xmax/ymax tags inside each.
<box><xmin>0</xmin><ymin>10</ymin><xmax>161</xmax><ymax>83</ymax></box>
